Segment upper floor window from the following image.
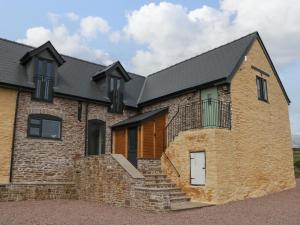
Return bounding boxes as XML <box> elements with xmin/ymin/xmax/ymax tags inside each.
<box><xmin>33</xmin><ymin>58</ymin><xmax>54</xmax><ymax>102</ymax></box>
<box><xmin>28</xmin><ymin>114</ymin><xmax>62</xmax><ymax>140</ymax></box>
<box><xmin>108</xmin><ymin>76</ymin><xmax>123</xmax><ymax>113</ymax></box>
<box><xmin>256</xmin><ymin>76</ymin><xmax>268</xmax><ymax>102</ymax></box>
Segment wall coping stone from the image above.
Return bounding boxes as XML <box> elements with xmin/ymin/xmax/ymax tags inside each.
<box><xmin>111</xmin><ymin>154</ymin><xmax>144</xmax><ymax>179</ymax></box>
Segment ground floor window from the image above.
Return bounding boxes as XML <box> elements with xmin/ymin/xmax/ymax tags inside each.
<box><xmin>28</xmin><ymin>114</ymin><xmax>62</xmax><ymax>140</ymax></box>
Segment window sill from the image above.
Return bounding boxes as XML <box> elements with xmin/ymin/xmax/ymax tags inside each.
<box><xmin>27</xmin><ymin>136</ymin><xmax>62</xmax><ymax>141</ymax></box>
<box><xmin>258</xmin><ymin>98</ymin><xmax>269</xmax><ymax>103</ymax></box>
<box><xmin>31</xmin><ymin>97</ymin><xmax>54</xmax><ymax>104</ymax></box>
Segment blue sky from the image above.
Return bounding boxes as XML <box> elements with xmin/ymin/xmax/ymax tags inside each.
<box><xmin>0</xmin><ymin>0</ymin><xmax>299</xmax><ymax>140</ymax></box>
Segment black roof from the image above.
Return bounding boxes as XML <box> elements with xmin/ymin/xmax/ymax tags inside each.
<box><xmin>0</xmin><ymin>32</ymin><xmax>290</xmax><ymax>108</ymax></box>
<box><xmin>112</xmin><ymin>107</ymin><xmax>168</xmax><ymax>128</ymax></box>
<box><xmin>138</xmin><ymin>32</ymin><xmax>258</xmax><ymax>104</ymax></box>
<box><xmin>20</xmin><ymin>41</ymin><xmax>65</xmax><ymax>66</ymax></box>
<box><xmin>0</xmin><ymin>38</ymin><xmax>145</xmax><ymax>107</ymax></box>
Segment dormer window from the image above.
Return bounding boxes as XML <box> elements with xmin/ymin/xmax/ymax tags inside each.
<box><xmin>92</xmin><ymin>61</ymin><xmax>131</xmax><ymax>114</ymax></box>
<box><xmin>33</xmin><ymin>58</ymin><xmax>54</xmax><ymax>102</ymax></box>
<box><xmin>20</xmin><ymin>41</ymin><xmax>65</xmax><ymax>103</ymax></box>
<box><xmin>109</xmin><ymin>76</ymin><xmax>123</xmax><ymax>113</ymax></box>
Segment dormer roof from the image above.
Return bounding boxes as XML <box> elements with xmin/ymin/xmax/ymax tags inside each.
<box><xmin>92</xmin><ymin>61</ymin><xmax>131</xmax><ymax>82</ymax></box>
<box><xmin>20</xmin><ymin>41</ymin><xmax>65</xmax><ymax>66</ymax></box>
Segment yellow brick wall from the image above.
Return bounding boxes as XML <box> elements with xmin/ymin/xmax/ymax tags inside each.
<box><xmin>0</xmin><ymin>87</ymin><xmax>17</xmax><ymax>184</ymax></box>
<box><xmin>162</xmin><ymin>39</ymin><xmax>295</xmax><ymax>204</ymax></box>
<box><xmin>161</xmin><ymin>129</ymin><xmax>222</xmax><ymax>204</ymax></box>
<box><xmin>219</xmin><ymin>39</ymin><xmax>296</xmax><ymax>203</ymax></box>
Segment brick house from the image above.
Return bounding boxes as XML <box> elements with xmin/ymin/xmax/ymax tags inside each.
<box><xmin>0</xmin><ymin>32</ymin><xmax>295</xmax><ymax>210</ymax></box>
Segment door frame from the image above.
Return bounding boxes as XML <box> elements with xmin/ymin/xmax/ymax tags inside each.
<box><xmin>190</xmin><ymin>151</ymin><xmax>206</xmax><ymax>186</ymax></box>
<box><xmin>87</xmin><ymin>119</ymin><xmax>106</xmax><ymax>155</ymax></box>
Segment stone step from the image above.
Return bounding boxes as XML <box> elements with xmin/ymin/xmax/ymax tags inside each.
<box><xmin>169</xmin><ymin>192</ymin><xmax>187</xmax><ymax>197</ymax></box>
<box><xmin>143</xmin><ymin>174</ymin><xmax>167</xmax><ymax>179</ymax></box>
<box><xmin>170</xmin><ymin>196</ymin><xmax>191</xmax><ymax>203</ymax></box>
<box><xmin>134</xmin><ymin>186</ymin><xmax>181</xmax><ymax>192</ymax></box>
<box><xmin>144</xmin><ymin>178</ymin><xmax>172</xmax><ymax>183</ymax></box>
<box><xmin>141</xmin><ymin>166</ymin><xmax>162</xmax><ymax>171</ymax></box>
<box><xmin>142</xmin><ymin>170</ymin><xmax>163</xmax><ymax>175</ymax></box>
<box><xmin>170</xmin><ymin>202</ymin><xmax>213</xmax><ymax>211</ymax></box>
<box><xmin>144</xmin><ymin>183</ymin><xmax>176</xmax><ymax>188</ymax></box>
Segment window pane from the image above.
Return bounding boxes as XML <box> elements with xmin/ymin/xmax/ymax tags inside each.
<box><xmin>256</xmin><ymin>78</ymin><xmax>261</xmax><ymax>99</ymax></box>
<box><xmin>46</xmin><ymin>62</ymin><xmax>53</xmax><ymax>77</ymax></box>
<box><xmin>44</xmin><ymin>80</ymin><xmax>49</xmax><ymax>100</ymax></box>
<box><xmin>29</xmin><ymin>127</ymin><xmax>40</xmax><ymax>136</ymax></box>
<box><xmin>42</xmin><ymin>119</ymin><xmax>61</xmax><ymax>139</ymax></box>
<box><xmin>110</xmin><ymin>77</ymin><xmax>114</xmax><ymax>91</ymax></box>
<box><xmin>30</xmin><ymin>119</ymin><xmax>41</xmax><ymax>125</ymax></box>
<box><xmin>35</xmin><ymin>79</ymin><xmax>42</xmax><ymax>99</ymax></box>
<box><xmin>263</xmin><ymin>79</ymin><xmax>268</xmax><ymax>100</ymax></box>
<box><xmin>37</xmin><ymin>60</ymin><xmax>44</xmax><ymax>75</ymax></box>
<box><xmin>116</xmin><ymin>79</ymin><xmax>120</xmax><ymax>89</ymax></box>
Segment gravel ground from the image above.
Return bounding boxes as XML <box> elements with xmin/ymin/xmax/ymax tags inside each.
<box><xmin>0</xmin><ymin>179</ymin><xmax>299</xmax><ymax>225</ymax></box>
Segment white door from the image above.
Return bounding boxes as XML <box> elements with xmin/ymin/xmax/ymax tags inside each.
<box><xmin>190</xmin><ymin>152</ymin><xmax>206</xmax><ymax>185</ymax></box>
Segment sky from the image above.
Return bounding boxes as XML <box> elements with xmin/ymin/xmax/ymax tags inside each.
<box><xmin>0</xmin><ymin>0</ymin><xmax>299</xmax><ymax>144</ymax></box>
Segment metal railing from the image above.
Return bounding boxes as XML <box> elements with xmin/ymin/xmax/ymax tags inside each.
<box><xmin>164</xmin><ymin>99</ymin><xmax>231</xmax><ymax>148</ymax></box>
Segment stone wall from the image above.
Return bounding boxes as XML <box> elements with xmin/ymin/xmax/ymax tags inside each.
<box><xmin>142</xmin><ymin>92</ymin><xmax>201</xmax><ymax>124</ymax></box>
<box><xmin>74</xmin><ymin>155</ymin><xmax>171</xmax><ymax>211</ymax></box>
<box><xmin>0</xmin><ymin>183</ymin><xmax>76</xmax><ymax>201</ymax></box>
<box><xmin>0</xmin><ymin>87</ymin><xmax>17</xmax><ymax>184</ymax></box>
<box><xmin>12</xmin><ymin>92</ymin><xmax>86</xmax><ymax>183</ymax></box>
<box><xmin>11</xmin><ymin>92</ymin><xmax>137</xmax><ymax>183</ymax></box>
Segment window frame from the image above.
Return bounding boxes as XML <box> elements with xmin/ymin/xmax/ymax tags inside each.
<box><xmin>256</xmin><ymin>76</ymin><xmax>268</xmax><ymax>102</ymax></box>
<box><xmin>32</xmin><ymin>57</ymin><xmax>55</xmax><ymax>103</ymax></box>
<box><xmin>108</xmin><ymin>76</ymin><xmax>124</xmax><ymax>114</ymax></box>
<box><xmin>27</xmin><ymin>114</ymin><xmax>62</xmax><ymax>140</ymax></box>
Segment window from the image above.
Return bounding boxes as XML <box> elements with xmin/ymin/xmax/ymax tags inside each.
<box><xmin>108</xmin><ymin>76</ymin><xmax>123</xmax><ymax>113</ymax></box>
<box><xmin>256</xmin><ymin>76</ymin><xmax>268</xmax><ymax>101</ymax></box>
<box><xmin>28</xmin><ymin>114</ymin><xmax>62</xmax><ymax>140</ymax></box>
<box><xmin>33</xmin><ymin>58</ymin><xmax>54</xmax><ymax>101</ymax></box>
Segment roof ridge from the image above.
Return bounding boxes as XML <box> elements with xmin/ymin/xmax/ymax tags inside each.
<box><xmin>2</xmin><ymin>37</ymin><xmax>146</xmax><ymax>77</ymax></box>
<box><xmin>0</xmin><ymin>37</ymin><xmax>110</xmax><ymax>68</ymax></box>
<box><xmin>146</xmin><ymin>31</ymin><xmax>258</xmax><ymax>78</ymax></box>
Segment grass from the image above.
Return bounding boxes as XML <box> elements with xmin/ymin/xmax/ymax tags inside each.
<box><xmin>294</xmin><ymin>151</ymin><xmax>300</xmax><ymax>178</ymax></box>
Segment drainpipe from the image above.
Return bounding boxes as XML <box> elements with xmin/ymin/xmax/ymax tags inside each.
<box><xmin>9</xmin><ymin>90</ymin><xmax>20</xmax><ymax>183</ymax></box>
<box><xmin>84</xmin><ymin>102</ymin><xmax>89</xmax><ymax>156</ymax></box>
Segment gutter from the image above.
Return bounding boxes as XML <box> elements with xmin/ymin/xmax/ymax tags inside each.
<box><xmin>9</xmin><ymin>89</ymin><xmax>20</xmax><ymax>183</ymax></box>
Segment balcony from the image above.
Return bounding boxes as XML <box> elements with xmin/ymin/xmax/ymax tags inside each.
<box><xmin>165</xmin><ymin>99</ymin><xmax>231</xmax><ymax>147</ymax></box>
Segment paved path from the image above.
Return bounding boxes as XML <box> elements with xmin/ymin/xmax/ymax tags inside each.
<box><xmin>0</xmin><ymin>179</ymin><xmax>299</xmax><ymax>225</ymax></box>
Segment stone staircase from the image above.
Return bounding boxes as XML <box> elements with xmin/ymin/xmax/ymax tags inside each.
<box><xmin>139</xmin><ymin>165</ymin><xmax>211</xmax><ymax>210</ymax></box>
<box><xmin>141</xmin><ymin>163</ymin><xmax>190</xmax><ymax>209</ymax></box>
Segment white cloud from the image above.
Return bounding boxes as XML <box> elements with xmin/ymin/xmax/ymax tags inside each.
<box><xmin>119</xmin><ymin>1</ymin><xmax>300</xmax><ymax>75</ymax></box>
<box><xmin>66</xmin><ymin>12</ymin><xmax>80</xmax><ymax>21</ymax></box>
<box><xmin>109</xmin><ymin>31</ymin><xmax>122</xmax><ymax>43</ymax></box>
<box><xmin>80</xmin><ymin>16</ymin><xmax>110</xmax><ymax>38</ymax></box>
<box><xmin>18</xmin><ymin>23</ymin><xmax>113</xmax><ymax>66</ymax></box>
<box><xmin>47</xmin><ymin>12</ymin><xmax>60</xmax><ymax>25</ymax></box>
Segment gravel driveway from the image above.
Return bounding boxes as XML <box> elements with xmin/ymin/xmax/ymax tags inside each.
<box><xmin>0</xmin><ymin>179</ymin><xmax>299</xmax><ymax>225</ymax></box>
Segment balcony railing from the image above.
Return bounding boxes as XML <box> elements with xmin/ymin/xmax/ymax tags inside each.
<box><xmin>164</xmin><ymin>99</ymin><xmax>231</xmax><ymax>148</ymax></box>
